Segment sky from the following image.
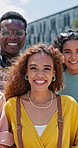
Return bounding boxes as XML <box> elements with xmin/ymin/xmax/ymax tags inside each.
<box><xmin>0</xmin><ymin>0</ymin><xmax>78</xmax><ymax>23</ymax></box>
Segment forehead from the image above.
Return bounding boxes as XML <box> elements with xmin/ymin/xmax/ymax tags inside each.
<box><xmin>28</xmin><ymin>52</ymin><xmax>53</xmax><ymax>65</ymax></box>
<box><xmin>63</xmin><ymin>40</ymin><xmax>78</xmax><ymax>51</ymax></box>
<box><xmin>1</xmin><ymin>19</ymin><xmax>25</xmax><ymax>30</ymax></box>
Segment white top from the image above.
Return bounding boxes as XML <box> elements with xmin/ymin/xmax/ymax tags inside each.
<box><xmin>34</xmin><ymin>124</ymin><xmax>47</xmax><ymax>136</ymax></box>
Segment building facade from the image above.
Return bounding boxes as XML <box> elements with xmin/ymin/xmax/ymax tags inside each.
<box><xmin>25</xmin><ymin>5</ymin><xmax>78</xmax><ymax>49</ymax></box>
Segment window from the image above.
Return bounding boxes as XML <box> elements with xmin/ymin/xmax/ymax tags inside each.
<box><xmin>64</xmin><ymin>13</ymin><xmax>70</xmax><ymax>27</ymax></box>
<box><xmin>39</xmin><ymin>23</ymin><xmax>42</xmax><ymax>33</ymax></box>
<box><xmin>30</xmin><ymin>25</ymin><xmax>34</xmax><ymax>34</ymax></box>
<box><xmin>50</xmin><ymin>18</ymin><xmax>56</xmax><ymax>30</ymax></box>
<box><xmin>43</xmin><ymin>21</ymin><xmax>46</xmax><ymax>32</ymax></box>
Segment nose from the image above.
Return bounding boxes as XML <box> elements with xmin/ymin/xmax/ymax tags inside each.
<box><xmin>71</xmin><ymin>53</ymin><xmax>76</xmax><ymax>59</ymax></box>
<box><xmin>37</xmin><ymin>70</ymin><xmax>44</xmax><ymax>77</ymax></box>
<box><xmin>9</xmin><ymin>31</ymin><xmax>17</xmax><ymax>38</ymax></box>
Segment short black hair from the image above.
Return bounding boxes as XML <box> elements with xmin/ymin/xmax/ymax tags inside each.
<box><xmin>0</xmin><ymin>11</ymin><xmax>27</xmax><ymax>30</ymax></box>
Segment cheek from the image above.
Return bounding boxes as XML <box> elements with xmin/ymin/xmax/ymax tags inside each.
<box><xmin>21</xmin><ymin>36</ymin><xmax>25</xmax><ymax>43</ymax></box>
<box><xmin>1</xmin><ymin>39</ymin><xmax>5</xmax><ymax>48</ymax></box>
<box><xmin>19</xmin><ymin>37</ymin><xmax>25</xmax><ymax>48</ymax></box>
<box><xmin>27</xmin><ymin>71</ymin><xmax>34</xmax><ymax>80</ymax></box>
<box><xmin>64</xmin><ymin>58</ymin><xmax>70</xmax><ymax>67</ymax></box>
<box><xmin>47</xmin><ymin>73</ymin><xmax>53</xmax><ymax>80</ymax></box>
<box><xmin>63</xmin><ymin>56</ymin><xmax>69</xmax><ymax>63</ymax></box>
<box><xmin>1</xmin><ymin>37</ymin><xmax>6</xmax><ymax>43</ymax></box>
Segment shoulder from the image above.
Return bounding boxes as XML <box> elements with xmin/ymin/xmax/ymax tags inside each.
<box><xmin>60</xmin><ymin>95</ymin><xmax>78</xmax><ymax>121</ymax></box>
<box><xmin>60</xmin><ymin>95</ymin><xmax>78</xmax><ymax>111</ymax></box>
<box><xmin>4</xmin><ymin>96</ymin><xmax>17</xmax><ymax>109</ymax></box>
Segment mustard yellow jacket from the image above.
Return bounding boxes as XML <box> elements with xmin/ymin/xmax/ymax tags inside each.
<box><xmin>4</xmin><ymin>95</ymin><xmax>78</xmax><ymax>148</ymax></box>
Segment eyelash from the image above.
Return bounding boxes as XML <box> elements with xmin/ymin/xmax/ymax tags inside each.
<box><xmin>64</xmin><ymin>51</ymin><xmax>78</xmax><ymax>54</ymax></box>
<box><xmin>30</xmin><ymin>67</ymin><xmax>36</xmax><ymax>70</ymax></box>
<box><xmin>44</xmin><ymin>68</ymin><xmax>51</xmax><ymax>71</ymax></box>
<box><xmin>64</xmin><ymin>51</ymin><xmax>71</xmax><ymax>53</ymax></box>
<box><xmin>30</xmin><ymin>67</ymin><xmax>51</xmax><ymax>71</ymax></box>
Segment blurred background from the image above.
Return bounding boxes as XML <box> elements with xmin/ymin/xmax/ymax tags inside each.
<box><xmin>0</xmin><ymin>0</ymin><xmax>78</xmax><ymax>50</ymax></box>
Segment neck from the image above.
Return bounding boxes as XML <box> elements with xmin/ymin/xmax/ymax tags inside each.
<box><xmin>29</xmin><ymin>90</ymin><xmax>52</xmax><ymax>104</ymax></box>
<box><xmin>1</xmin><ymin>51</ymin><xmax>19</xmax><ymax>58</ymax></box>
<box><xmin>67</xmin><ymin>68</ymin><xmax>78</xmax><ymax>75</ymax></box>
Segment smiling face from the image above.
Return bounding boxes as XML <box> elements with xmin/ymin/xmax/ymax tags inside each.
<box><xmin>63</xmin><ymin>40</ymin><xmax>78</xmax><ymax>74</ymax></box>
<box><xmin>0</xmin><ymin>19</ymin><xmax>26</xmax><ymax>57</ymax></box>
<box><xmin>27</xmin><ymin>52</ymin><xmax>55</xmax><ymax>92</ymax></box>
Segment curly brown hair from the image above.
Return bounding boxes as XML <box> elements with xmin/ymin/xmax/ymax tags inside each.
<box><xmin>4</xmin><ymin>42</ymin><xmax>64</xmax><ymax>100</ymax></box>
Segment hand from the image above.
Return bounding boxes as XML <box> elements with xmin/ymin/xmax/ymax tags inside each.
<box><xmin>0</xmin><ymin>91</ymin><xmax>6</xmax><ymax>117</ymax></box>
<box><xmin>0</xmin><ymin>91</ymin><xmax>5</xmax><ymax>107</ymax></box>
<box><xmin>0</xmin><ymin>145</ymin><xmax>8</xmax><ymax>148</ymax></box>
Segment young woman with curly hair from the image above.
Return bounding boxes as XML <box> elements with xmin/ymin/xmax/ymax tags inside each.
<box><xmin>3</xmin><ymin>43</ymin><xmax>78</xmax><ymax>148</ymax></box>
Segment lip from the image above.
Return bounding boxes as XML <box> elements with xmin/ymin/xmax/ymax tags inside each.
<box><xmin>6</xmin><ymin>42</ymin><xmax>19</xmax><ymax>48</ymax></box>
<box><xmin>7</xmin><ymin>43</ymin><xmax>18</xmax><ymax>46</ymax></box>
<box><xmin>34</xmin><ymin>79</ymin><xmax>46</xmax><ymax>85</ymax></box>
<box><xmin>69</xmin><ymin>61</ymin><xmax>78</xmax><ymax>64</ymax></box>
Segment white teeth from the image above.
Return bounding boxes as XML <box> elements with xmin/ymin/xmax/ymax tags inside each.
<box><xmin>35</xmin><ymin>81</ymin><xmax>45</xmax><ymax>84</ymax></box>
<box><xmin>70</xmin><ymin>61</ymin><xmax>78</xmax><ymax>64</ymax></box>
<box><xmin>8</xmin><ymin>43</ymin><xmax>18</xmax><ymax>46</ymax></box>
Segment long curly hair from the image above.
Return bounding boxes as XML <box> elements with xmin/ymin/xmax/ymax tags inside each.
<box><xmin>4</xmin><ymin>42</ymin><xmax>64</xmax><ymax>100</ymax></box>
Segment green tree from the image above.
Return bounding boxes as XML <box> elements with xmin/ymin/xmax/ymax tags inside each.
<box><xmin>73</xmin><ymin>18</ymin><xmax>78</xmax><ymax>29</ymax></box>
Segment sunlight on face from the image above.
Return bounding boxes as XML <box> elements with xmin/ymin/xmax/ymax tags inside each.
<box><xmin>63</xmin><ymin>40</ymin><xmax>78</xmax><ymax>74</ymax></box>
<box><xmin>27</xmin><ymin>52</ymin><xmax>55</xmax><ymax>92</ymax></box>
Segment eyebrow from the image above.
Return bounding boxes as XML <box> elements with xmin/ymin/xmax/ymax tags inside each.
<box><xmin>44</xmin><ymin>65</ymin><xmax>52</xmax><ymax>67</ymax></box>
<box><xmin>29</xmin><ymin>64</ymin><xmax>37</xmax><ymax>67</ymax></box>
<box><xmin>63</xmin><ymin>49</ymin><xmax>71</xmax><ymax>51</ymax></box>
<box><xmin>29</xmin><ymin>64</ymin><xmax>52</xmax><ymax>67</ymax></box>
<box><xmin>63</xmin><ymin>48</ymin><xmax>78</xmax><ymax>51</ymax></box>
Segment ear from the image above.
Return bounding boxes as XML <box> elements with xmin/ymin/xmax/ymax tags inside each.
<box><xmin>26</xmin><ymin>69</ymin><xmax>28</xmax><ymax>76</ymax></box>
<box><xmin>53</xmin><ymin>70</ymin><xmax>56</xmax><ymax>77</ymax></box>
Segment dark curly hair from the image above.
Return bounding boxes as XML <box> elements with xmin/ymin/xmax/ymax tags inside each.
<box><xmin>4</xmin><ymin>43</ymin><xmax>64</xmax><ymax>100</ymax></box>
<box><xmin>0</xmin><ymin>11</ymin><xmax>27</xmax><ymax>31</ymax></box>
<box><xmin>53</xmin><ymin>29</ymin><xmax>78</xmax><ymax>70</ymax></box>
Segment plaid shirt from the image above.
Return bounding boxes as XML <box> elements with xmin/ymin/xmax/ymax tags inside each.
<box><xmin>0</xmin><ymin>55</ymin><xmax>12</xmax><ymax>92</ymax></box>
<box><xmin>0</xmin><ymin>67</ymin><xmax>14</xmax><ymax>146</ymax></box>
<box><xmin>0</xmin><ymin>55</ymin><xmax>14</xmax><ymax>146</ymax></box>
<box><xmin>0</xmin><ymin>65</ymin><xmax>6</xmax><ymax>92</ymax></box>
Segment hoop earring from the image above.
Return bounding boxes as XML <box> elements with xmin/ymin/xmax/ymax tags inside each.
<box><xmin>52</xmin><ymin>76</ymin><xmax>56</xmax><ymax>82</ymax></box>
<box><xmin>25</xmin><ymin>75</ymin><xmax>28</xmax><ymax>80</ymax></box>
